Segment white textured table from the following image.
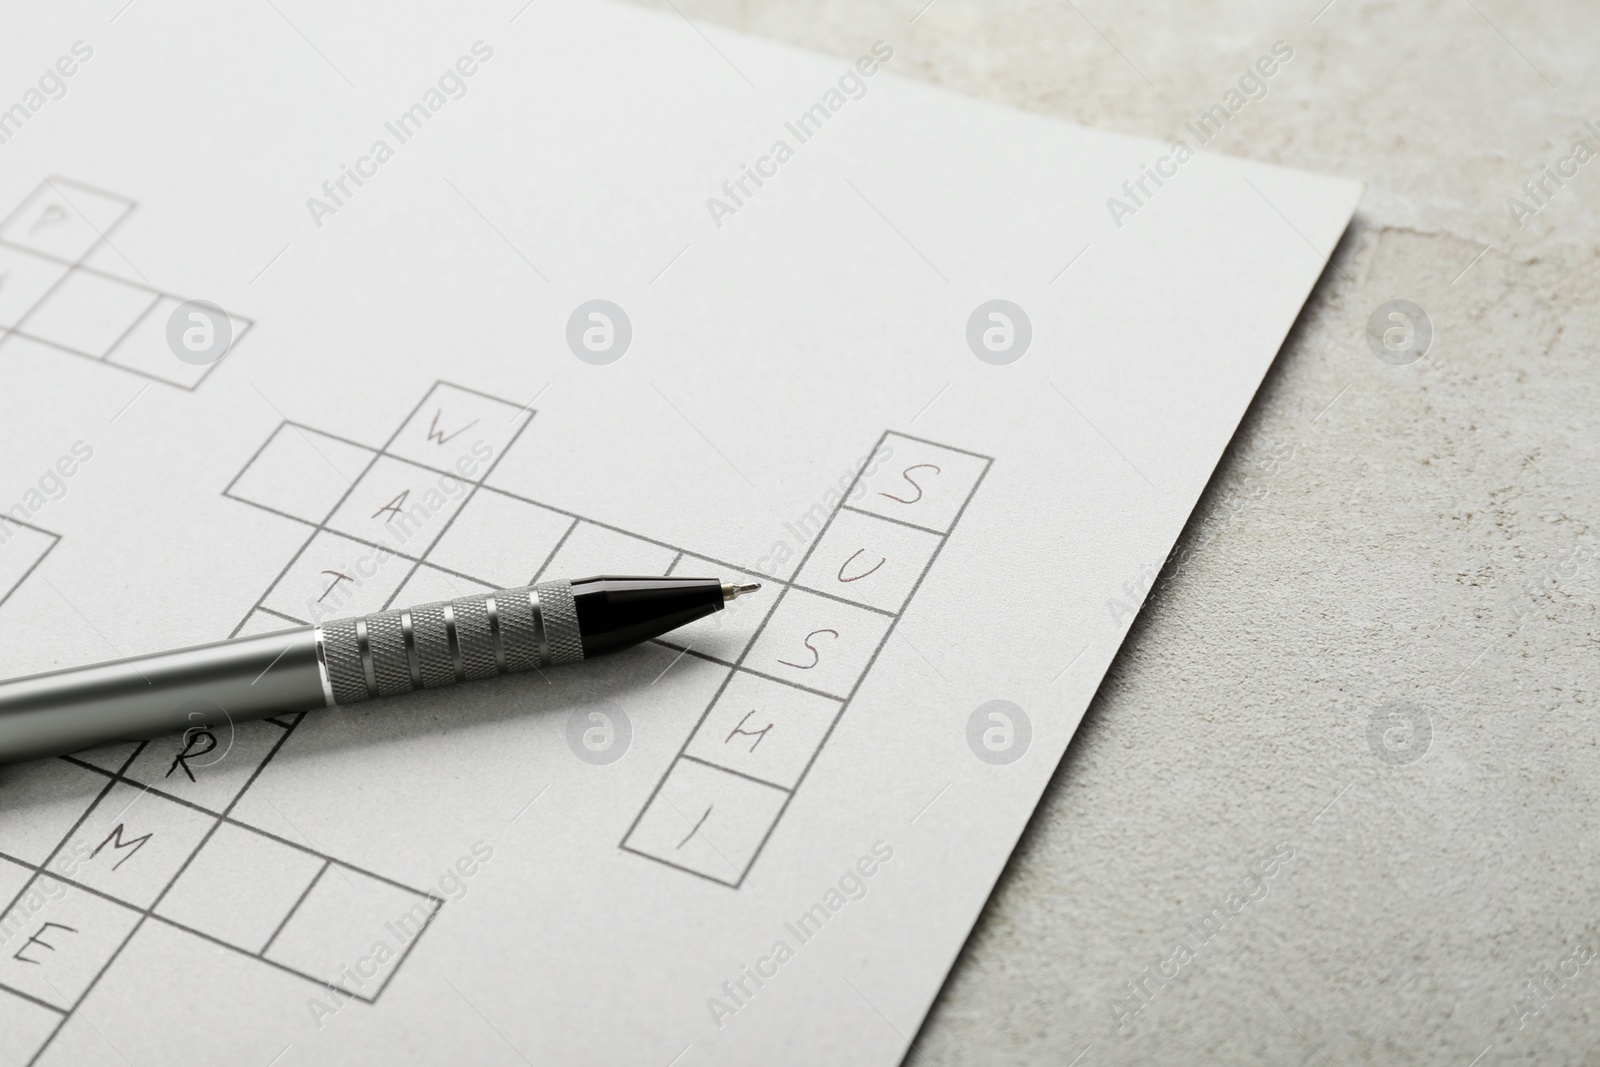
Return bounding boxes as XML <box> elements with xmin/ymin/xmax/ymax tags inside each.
<box><xmin>633</xmin><ymin>2</ymin><xmax>1600</xmax><ymax>1062</ymax></box>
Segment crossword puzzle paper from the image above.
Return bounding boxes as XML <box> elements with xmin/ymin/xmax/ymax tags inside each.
<box><xmin>0</xmin><ymin>1</ymin><xmax>1360</xmax><ymax>1063</ymax></box>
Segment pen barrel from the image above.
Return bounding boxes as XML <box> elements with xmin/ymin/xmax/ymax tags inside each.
<box><xmin>0</xmin><ymin>576</ymin><xmax>723</xmax><ymax>764</ymax></box>
<box><xmin>0</xmin><ymin>628</ymin><xmax>327</xmax><ymax>764</ymax></box>
<box><xmin>315</xmin><ymin>579</ymin><xmax>585</xmax><ymax>706</ymax></box>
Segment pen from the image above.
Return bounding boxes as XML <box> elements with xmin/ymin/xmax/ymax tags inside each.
<box><xmin>0</xmin><ymin>575</ymin><xmax>761</xmax><ymax>764</ymax></box>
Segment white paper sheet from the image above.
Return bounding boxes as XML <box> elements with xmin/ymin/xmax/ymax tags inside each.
<box><xmin>0</xmin><ymin>1</ymin><xmax>1359</xmax><ymax>1063</ymax></box>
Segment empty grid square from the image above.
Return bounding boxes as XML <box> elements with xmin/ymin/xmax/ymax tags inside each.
<box><xmin>539</xmin><ymin>521</ymin><xmax>677</xmax><ymax>581</ymax></box>
<box><xmin>19</xmin><ymin>268</ymin><xmax>159</xmax><ymax>358</ymax></box>
<box><xmin>157</xmin><ymin>823</ymin><xmax>325</xmax><ymax>953</ymax></box>
<box><xmin>0</xmin><ymin>244</ymin><xmax>69</xmax><ymax>328</ymax></box>
<box><xmin>263</xmin><ymin>865</ymin><xmax>438</xmax><ymax>1000</ymax></box>
<box><xmin>385</xmin><ymin>382</ymin><xmax>528</xmax><ymax>479</ymax></box>
<box><xmin>0</xmin><ymin>760</ymin><xmax>112</xmax><ymax>867</ymax></box>
<box><xmin>226</xmin><ymin>424</ymin><xmax>376</xmax><ymax>526</ymax></box>
<box><xmin>623</xmin><ymin>758</ymin><xmax>788</xmax><ymax>885</ymax></box>
<box><xmin>235</xmin><ymin>609</ymin><xmax>301</xmax><ymax>637</ymax></box>
<box><xmin>391</xmin><ymin>563</ymin><xmax>493</xmax><ymax>607</ymax></box>
<box><xmin>683</xmin><ymin>672</ymin><xmax>841</xmax><ymax>790</ymax></box>
<box><xmin>0</xmin><ymin>179</ymin><xmax>132</xmax><ymax>262</ymax></box>
<box><xmin>847</xmin><ymin>434</ymin><xmax>990</xmax><ymax>534</ymax></box>
<box><xmin>62</xmin><ymin>741</ymin><xmax>139</xmax><ymax>775</ymax></box>
<box><xmin>0</xmin><ymin>522</ymin><xmax>56</xmax><ymax>608</ymax></box>
<box><xmin>105</xmin><ymin>296</ymin><xmax>251</xmax><ymax>388</ymax></box>
<box><xmin>0</xmin><ymin>986</ymin><xmax>63</xmax><ymax>1065</ymax></box>
<box><xmin>426</xmin><ymin>488</ymin><xmax>574</xmax><ymax>589</ymax></box>
<box><xmin>792</xmin><ymin>507</ymin><xmax>942</xmax><ymax>614</ymax></box>
<box><xmin>0</xmin><ymin>855</ymin><xmax>33</xmax><ymax>904</ymax></box>
<box><xmin>743</xmin><ymin>587</ymin><xmax>894</xmax><ymax>699</ymax></box>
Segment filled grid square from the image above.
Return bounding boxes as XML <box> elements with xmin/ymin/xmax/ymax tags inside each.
<box><xmin>792</xmin><ymin>507</ymin><xmax>943</xmax><ymax>614</ymax></box>
<box><xmin>261</xmin><ymin>530</ymin><xmax>416</xmax><ymax>623</ymax></box>
<box><xmin>57</xmin><ymin>783</ymin><xmax>217</xmax><ymax>909</ymax></box>
<box><xmin>622</xmin><ymin>758</ymin><xmax>789</xmax><ymax>886</ymax></box>
<box><xmin>682</xmin><ymin>672</ymin><xmax>842</xmax><ymax>790</ymax></box>
<box><xmin>846</xmin><ymin>434</ymin><xmax>991</xmax><ymax>534</ymax></box>
<box><xmin>0</xmin><ymin>179</ymin><xmax>132</xmax><ymax>262</ymax></box>
<box><xmin>324</xmin><ymin>454</ymin><xmax>474</xmax><ymax>557</ymax></box>
<box><xmin>743</xmin><ymin>587</ymin><xmax>895</xmax><ymax>699</ymax></box>
<box><xmin>0</xmin><ymin>882</ymin><xmax>140</xmax><ymax>1010</ymax></box>
<box><xmin>385</xmin><ymin>382</ymin><xmax>529</xmax><ymax>479</ymax></box>
<box><xmin>120</xmin><ymin>720</ymin><xmax>290</xmax><ymax>814</ymax></box>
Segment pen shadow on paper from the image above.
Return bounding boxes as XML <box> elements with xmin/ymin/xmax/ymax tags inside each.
<box><xmin>260</xmin><ymin>636</ymin><xmax>709</xmax><ymax>768</ymax></box>
<box><xmin>0</xmin><ymin>637</ymin><xmax>712</xmax><ymax>830</ymax></box>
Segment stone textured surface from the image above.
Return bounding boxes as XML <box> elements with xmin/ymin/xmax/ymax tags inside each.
<box><xmin>632</xmin><ymin>1</ymin><xmax>1600</xmax><ymax>1062</ymax></box>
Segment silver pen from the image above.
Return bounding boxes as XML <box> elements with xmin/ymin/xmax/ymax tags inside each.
<box><xmin>0</xmin><ymin>575</ymin><xmax>760</xmax><ymax>764</ymax></box>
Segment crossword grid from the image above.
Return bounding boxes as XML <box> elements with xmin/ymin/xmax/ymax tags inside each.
<box><xmin>0</xmin><ymin>716</ymin><xmax>442</xmax><ymax>1066</ymax></box>
<box><xmin>622</xmin><ymin>432</ymin><xmax>991</xmax><ymax>887</ymax></box>
<box><xmin>0</xmin><ymin>391</ymin><xmax>462</xmax><ymax>1066</ymax></box>
<box><xmin>0</xmin><ymin>380</ymin><xmax>988</xmax><ymax>1064</ymax></box>
<box><xmin>0</xmin><ymin>176</ymin><xmax>252</xmax><ymax>390</ymax></box>
<box><xmin>223</xmin><ymin>379</ymin><xmax>990</xmax><ymax>890</ymax></box>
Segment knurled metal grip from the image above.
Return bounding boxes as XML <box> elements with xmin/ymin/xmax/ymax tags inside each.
<box><xmin>313</xmin><ymin>579</ymin><xmax>584</xmax><ymax>707</ymax></box>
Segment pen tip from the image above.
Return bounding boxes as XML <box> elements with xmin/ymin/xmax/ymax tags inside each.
<box><xmin>722</xmin><ymin>581</ymin><xmax>762</xmax><ymax>602</ymax></box>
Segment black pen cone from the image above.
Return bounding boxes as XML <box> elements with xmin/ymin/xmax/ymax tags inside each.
<box><xmin>569</xmin><ymin>576</ymin><xmax>725</xmax><ymax>657</ymax></box>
